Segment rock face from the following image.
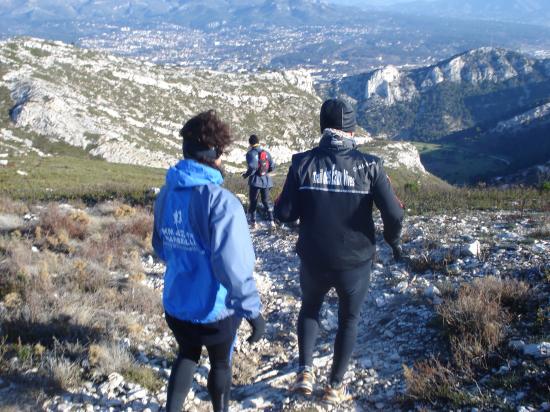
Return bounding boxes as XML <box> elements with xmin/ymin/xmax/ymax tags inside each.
<box><xmin>327</xmin><ymin>47</ymin><xmax>550</xmax><ymax>141</ymax></box>
<box><xmin>367</xmin><ymin>141</ymin><xmax>427</xmax><ymax>174</ymax></box>
<box><xmin>492</xmin><ymin>102</ymin><xmax>550</xmax><ymax>134</ymax></box>
<box><xmin>493</xmin><ymin>160</ymin><xmax>550</xmax><ymax>187</ymax></box>
<box><xmin>365</xmin><ymin>65</ymin><xmax>417</xmax><ymax>106</ymax></box>
<box><xmin>0</xmin><ymin>38</ymin><xmax>322</xmax><ymax>170</ymax></box>
<box><xmin>361</xmin><ymin>48</ymin><xmax>539</xmax><ymax>107</ymax></box>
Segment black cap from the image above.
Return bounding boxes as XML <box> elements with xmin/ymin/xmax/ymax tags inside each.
<box><xmin>320</xmin><ymin>98</ymin><xmax>356</xmax><ymax>133</ymax></box>
<box><xmin>249</xmin><ymin>134</ymin><xmax>259</xmax><ymax>145</ymax></box>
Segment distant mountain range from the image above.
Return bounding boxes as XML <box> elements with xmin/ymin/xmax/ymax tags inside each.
<box><xmin>2</xmin><ymin>0</ymin><xmax>550</xmax><ymax>81</ymax></box>
<box><xmin>389</xmin><ymin>0</ymin><xmax>550</xmax><ymax>27</ymax></box>
<box><xmin>0</xmin><ymin>0</ymin><xmax>365</xmax><ymax>29</ymax></box>
<box><xmin>325</xmin><ymin>48</ymin><xmax>550</xmax><ymax>139</ymax></box>
<box><xmin>3</xmin><ymin>0</ymin><xmax>549</xmax><ymax>28</ymax></box>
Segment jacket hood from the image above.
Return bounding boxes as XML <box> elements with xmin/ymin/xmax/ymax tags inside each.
<box><xmin>319</xmin><ymin>128</ymin><xmax>356</xmax><ymax>150</ymax></box>
<box><xmin>166</xmin><ymin>159</ymin><xmax>223</xmax><ymax>189</ymax></box>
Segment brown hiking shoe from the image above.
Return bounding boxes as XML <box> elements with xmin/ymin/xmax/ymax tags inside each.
<box><xmin>321</xmin><ymin>384</ymin><xmax>352</xmax><ymax>405</ymax></box>
<box><xmin>291</xmin><ymin>369</ymin><xmax>314</xmax><ymax>396</ymax></box>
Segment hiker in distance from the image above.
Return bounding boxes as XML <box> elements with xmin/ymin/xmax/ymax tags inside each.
<box><xmin>152</xmin><ymin>110</ymin><xmax>266</xmax><ymax>412</ymax></box>
<box><xmin>274</xmin><ymin>98</ymin><xmax>404</xmax><ymax>405</ymax></box>
<box><xmin>242</xmin><ymin>134</ymin><xmax>276</xmax><ymax>228</ymax></box>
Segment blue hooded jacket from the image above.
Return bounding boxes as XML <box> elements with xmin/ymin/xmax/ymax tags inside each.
<box><xmin>153</xmin><ymin>159</ymin><xmax>261</xmax><ymax>323</ymax></box>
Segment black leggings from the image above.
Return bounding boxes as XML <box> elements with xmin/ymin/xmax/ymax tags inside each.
<box><xmin>166</xmin><ymin>321</ymin><xmax>237</xmax><ymax>412</ymax></box>
<box><xmin>298</xmin><ymin>260</ymin><xmax>372</xmax><ymax>386</ymax></box>
<box><xmin>248</xmin><ymin>186</ymin><xmax>273</xmax><ymax>220</ymax></box>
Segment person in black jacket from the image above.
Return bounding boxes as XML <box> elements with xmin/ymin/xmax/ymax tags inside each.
<box><xmin>274</xmin><ymin>98</ymin><xmax>404</xmax><ymax>405</ymax></box>
<box><xmin>242</xmin><ymin>134</ymin><xmax>276</xmax><ymax>228</ymax></box>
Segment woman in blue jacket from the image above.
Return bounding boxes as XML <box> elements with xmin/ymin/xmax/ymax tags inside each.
<box><xmin>153</xmin><ymin>110</ymin><xmax>265</xmax><ymax>412</ymax></box>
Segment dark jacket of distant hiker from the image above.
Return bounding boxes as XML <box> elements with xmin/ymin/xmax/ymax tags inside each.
<box><xmin>243</xmin><ymin>145</ymin><xmax>275</xmax><ymax>189</ymax></box>
<box><xmin>274</xmin><ymin>129</ymin><xmax>404</xmax><ymax>271</ymax></box>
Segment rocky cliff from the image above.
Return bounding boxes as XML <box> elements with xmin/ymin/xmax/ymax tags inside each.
<box><xmin>326</xmin><ymin>47</ymin><xmax>550</xmax><ymax>141</ymax></box>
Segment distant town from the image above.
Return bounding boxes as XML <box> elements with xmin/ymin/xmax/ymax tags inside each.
<box><xmin>76</xmin><ymin>21</ymin><xmax>550</xmax><ymax>79</ymax></box>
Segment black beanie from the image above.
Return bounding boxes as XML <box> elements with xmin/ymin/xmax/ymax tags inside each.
<box><xmin>249</xmin><ymin>134</ymin><xmax>259</xmax><ymax>145</ymax></box>
<box><xmin>320</xmin><ymin>98</ymin><xmax>356</xmax><ymax>133</ymax></box>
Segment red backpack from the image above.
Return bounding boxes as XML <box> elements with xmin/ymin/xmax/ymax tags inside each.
<box><xmin>257</xmin><ymin>150</ymin><xmax>270</xmax><ymax>176</ymax></box>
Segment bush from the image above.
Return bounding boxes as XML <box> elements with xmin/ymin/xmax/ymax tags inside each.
<box><xmin>88</xmin><ymin>342</ymin><xmax>134</xmax><ymax>377</ymax></box>
<box><xmin>0</xmin><ymin>237</ymin><xmax>52</xmax><ymax>300</ymax></box>
<box><xmin>122</xmin><ymin>365</ymin><xmax>163</xmax><ymax>392</ymax></box>
<box><xmin>404</xmin><ymin>181</ymin><xmax>420</xmax><ymax>193</ymax></box>
<box><xmin>403</xmin><ymin>358</ymin><xmax>475</xmax><ymax>406</ymax></box>
<box><xmin>44</xmin><ymin>356</ymin><xmax>82</xmax><ymax>390</ymax></box>
<box><xmin>39</xmin><ymin>204</ymin><xmax>89</xmax><ymax>240</ymax></box>
<box><xmin>437</xmin><ymin>277</ymin><xmax>531</xmax><ymax>374</ymax></box>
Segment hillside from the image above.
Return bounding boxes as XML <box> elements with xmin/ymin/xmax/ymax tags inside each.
<box><xmin>1</xmin><ymin>200</ymin><xmax>548</xmax><ymax>411</ymax></box>
<box><xmin>325</xmin><ymin>48</ymin><xmax>550</xmax><ymax>140</ymax></box>
<box><xmin>323</xmin><ymin>47</ymin><xmax>550</xmax><ymax>184</ymax></box>
<box><xmin>0</xmin><ymin>37</ymin><xmax>438</xmax><ymax>190</ymax></box>
<box><xmin>0</xmin><ymin>37</ymin><xmax>322</xmax><ymax>170</ymax></box>
<box><xmin>417</xmin><ymin>114</ymin><xmax>550</xmax><ymax>185</ymax></box>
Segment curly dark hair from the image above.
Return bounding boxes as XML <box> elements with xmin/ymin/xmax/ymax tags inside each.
<box><xmin>180</xmin><ymin>110</ymin><xmax>233</xmax><ymax>166</ymax></box>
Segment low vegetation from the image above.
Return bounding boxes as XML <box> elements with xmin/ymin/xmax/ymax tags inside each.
<box><xmin>0</xmin><ymin>149</ymin><xmax>548</xmax><ymax>409</ymax></box>
<box><xmin>0</xmin><ymin>201</ymin><xmax>164</xmax><ymax>407</ymax></box>
<box><xmin>0</xmin><ymin>155</ymin><xmax>165</xmax><ymax>204</ymax></box>
<box><xmin>404</xmin><ymin>276</ymin><xmax>549</xmax><ymax>410</ymax></box>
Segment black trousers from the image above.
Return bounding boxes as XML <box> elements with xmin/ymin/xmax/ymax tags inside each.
<box><xmin>248</xmin><ymin>186</ymin><xmax>274</xmax><ymax>221</ymax></box>
<box><xmin>165</xmin><ymin>314</ymin><xmax>240</xmax><ymax>412</ymax></box>
<box><xmin>298</xmin><ymin>259</ymin><xmax>372</xmax><ymax>386</ymax></box>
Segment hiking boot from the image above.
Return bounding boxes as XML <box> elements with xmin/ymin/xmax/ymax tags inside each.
<box><xmin>247</xmin><ymin>213</ymin><xmax>257</xmax><ymax>229</ymax></box>
<box><xmin>291</xmin><ymin>368</ymin><xmax>314</xmax><ymax>396</ymax></box>
<box><xmin>321</xmin><ymin>384</ymin><xmax>352</xmax><ymax>405</ymax></box>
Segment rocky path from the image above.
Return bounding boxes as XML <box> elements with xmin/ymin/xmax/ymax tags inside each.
<box><xmin>38</xmin><ymin>211</ymin><xmax>549</xmax><ymax>412</ymax></box>
<box><xmin>226</xmin><ymin>223</ymin><xmax>444</xmax><ymax>412</ymax></box>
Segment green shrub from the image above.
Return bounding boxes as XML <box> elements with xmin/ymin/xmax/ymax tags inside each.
<box><xmin>29</xmin><ymin>48</ymin><xmax>51</xmax><ymax>58</ymax></box>
<box><xmin>123</xmin><ymin>365</ymin><xmax>163</xmax><ymax>392</ymax></box>
<box><xmin>404</xmin><ymin>181</ymin><xmax>420</xmax><ymax>193</ymax></box>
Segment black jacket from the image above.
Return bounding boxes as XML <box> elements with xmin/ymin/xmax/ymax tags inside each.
<box><xmin>274</xmin><ymin>130</ymin><xmax>403</xmax><ymax>271</ymax></box>
<box><xmin>243</xmin><ymin>145</ymin><xmax>275</xmax><ymax>189</ymax></box>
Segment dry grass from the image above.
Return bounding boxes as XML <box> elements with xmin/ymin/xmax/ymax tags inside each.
<box><xmin>437</xmin><ymin>277</ymin><xmax>530</xmax><ymax>374</ymax></box>
<box><xmin>438</xmin><ymin>278</ymin><xmax>508</xmax><ymax>372</ymax></box>
<box><xmin>44</xmin><ymin>356</ymin><xmax>82</xmax><ymax>390</ymax></box>
<box><xmin>122</xmin><ymin>365</ymin><xmax>164</xmax><ymax>392</ymax></box>
<box><xmin>114</xmin><ymin>204</ymin><xmax>136</xmax><ymax>218</ymax></box>
<box><xmin>405</xmin><ymin>276</ymin><xmax>537</xmax><ymax>408</ymax></box>
<box><xmin>0</xmin><ymin>237</ymin><xmax>53</xmax><ymax>300</ymax></box>
<box><xmin>88</xmin><ymin>342</ymin><xmax>134</xmax><ymax>377</ymax></box>
<box><xmin>78</xmin><ymin>210</ymin><xmax>152</xmax><ymax>271</ymax></box>
<box><xmin>408</xmin><ymin>248</ymin><xmax>460</xmax><ymax>274</ymax></box>
<box><xmin>0</xmin><ymin>197</ymin><xmax>29</xmax><ymax>214</ymax></box>
<box><xmin>529</xmin><ymin>223</ymin><xmax>550</xmax><ymax>240</ymax></box>
<box><xmin>0</xmin><ymin>201</ymin><xmax>162</xmax><ymax>399</ymax></box>
<box><xmin>403</xmin><ymin>358</ymin><xmax>472</xmax><ymax>405</ymax></box>
<box><xmin>38</xmin><ymin>204</ymin><xmax>89</xmax><ymax>240</ymax></box>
